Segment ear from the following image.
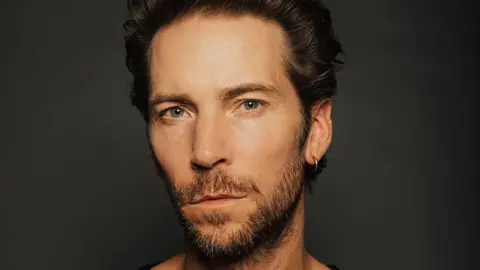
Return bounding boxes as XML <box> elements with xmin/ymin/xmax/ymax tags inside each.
<box><xmin>304</xmin><ymin>99</ymin><xmax>333</xmax><ymax>165</ymax></box>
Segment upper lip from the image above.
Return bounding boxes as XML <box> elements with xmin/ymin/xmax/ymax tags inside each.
<box><xmin>192</xmin><ymin>194</ymin><xmax>246</xmax><ymax>204</ymax></box>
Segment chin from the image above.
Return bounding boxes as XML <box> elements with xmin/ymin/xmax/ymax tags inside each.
<box><xmin>198</xmin><ymin>220</ymin><xmax>244</xmax><ymax>235</ymax></box>
<box><xmin>187</xmin><ymin>221</ymin><xmax>258</xmax><ymax>261</ymax></box>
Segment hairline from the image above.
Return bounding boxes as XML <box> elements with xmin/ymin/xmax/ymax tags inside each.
<box><xmin>144</xmin><ymin>10</ymin><xmax>309</xmax><ymax>120</ymax></box>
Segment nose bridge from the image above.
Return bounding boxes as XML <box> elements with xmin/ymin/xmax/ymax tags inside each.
<box><xmin>191</xmin><ymin>111</ymin><xmax>229</xmax><ymax>168</ymax></box>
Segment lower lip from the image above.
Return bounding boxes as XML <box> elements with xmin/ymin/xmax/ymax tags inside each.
<box><xmin>194</xmin><ymin>198</ymin><xmax>245</xmax><ymax>206</ymax></box>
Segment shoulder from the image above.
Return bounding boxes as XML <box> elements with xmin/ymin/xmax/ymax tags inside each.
<box><xmin>138</xmin><ymin>254</ymin><xmax>184</xmax><ymax>270</ymax></box>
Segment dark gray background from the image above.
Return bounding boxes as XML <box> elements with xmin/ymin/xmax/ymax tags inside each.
<box><xmin>1</xmin><ymin>0</ymin><xmax>478</xmax><ymax>270</ymax></box>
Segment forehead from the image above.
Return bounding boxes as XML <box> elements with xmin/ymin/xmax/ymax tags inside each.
<box><xmin>149</xmin><ymin>15</ymin><xmax>290</xmax><ymax>94</ymax></box>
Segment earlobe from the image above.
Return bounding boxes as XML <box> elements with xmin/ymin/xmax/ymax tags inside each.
<box><xmin>303</xmin><ymin>99</ymin><xmax>333</xmax><ymax>165</ymax></box>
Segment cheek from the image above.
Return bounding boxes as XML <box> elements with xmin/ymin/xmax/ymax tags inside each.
<box><xmin>150</xmin><ymin>125</ymin><xmax>193</xmax><ymax>187</ymax></box>
<box><xmin>232</xmin><ymin>113</ymin><xmax>300</xmax><ymax>191</ymax></box>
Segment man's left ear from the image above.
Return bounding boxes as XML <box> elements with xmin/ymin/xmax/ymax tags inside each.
<box><xmin>304</xmin><ymin>99</ymin><xmax>333</xmax><ymax>165</ymax></box>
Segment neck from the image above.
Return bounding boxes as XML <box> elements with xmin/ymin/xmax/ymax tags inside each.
<box><xmin>182</xmin><ymin>194</ymin><xmax>309</xmax><ymax>270</ymax></box>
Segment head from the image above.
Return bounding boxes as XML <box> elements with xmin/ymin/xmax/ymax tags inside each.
<box><xmin>124</xmin><ymin>0</ymin><xmax>343</xmax><ymax>264</ymax></box>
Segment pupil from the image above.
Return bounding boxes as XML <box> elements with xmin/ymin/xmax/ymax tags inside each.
<box><xmin>246</xmin><ymin>101</ymin><xmax>257</xmax><ymax>109</ymax></box>
<box><xmin>171</xmin><ymin>108</ymin><xmax>183</xmax><ymax>117</ymax></box>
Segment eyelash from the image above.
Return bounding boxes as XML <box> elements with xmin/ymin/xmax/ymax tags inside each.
<box><xmin>236</xmin><ymin>99</ymin><xmax>265</xmax><ymax>113</ymax></box>
<box><xmin>155</xmin><ymin>99</ymin><xmax>266</xmax><ymax>121</ymax></box>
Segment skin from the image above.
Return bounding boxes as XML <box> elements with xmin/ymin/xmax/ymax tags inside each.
<box><xmin>148</xmin><ymin>14</ymin><xmax>333</xmax><ymax>270</ymax></box>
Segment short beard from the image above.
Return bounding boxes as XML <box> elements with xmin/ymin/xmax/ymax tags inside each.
<box><xmin>149</xmin><ymin>114</ymin><xmax>309</xmax><ymax>267</ymax></box>
<box><xmin>155</xmin><ymin>152</ymin><xmax>304</xmax><ymax>268</ymax></box>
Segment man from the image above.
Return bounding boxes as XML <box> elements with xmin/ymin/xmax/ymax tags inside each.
<box><xmin>124</xmin><ymin>0</ymin><xmax>343</xmax><ymax>269</ymax></box>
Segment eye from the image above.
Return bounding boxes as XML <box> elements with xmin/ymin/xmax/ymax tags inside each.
<box><xmin>160</xmin><ymin>107</ymin><xmax>186</xmax><ymax>119</ymax></box>
<box><xmin>241</xmin><ymin>100</ymin><xmax>261</xmax><ymax>111</ymax></box>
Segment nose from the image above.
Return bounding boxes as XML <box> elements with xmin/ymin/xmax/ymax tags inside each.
<box><xmin>190</xmin><ymin>114</ymin><xmax>231</xmax><ymax>170</ymax></box>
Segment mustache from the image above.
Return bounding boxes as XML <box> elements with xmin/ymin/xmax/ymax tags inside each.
<box><xmin>173</xmin><ymin>169</ymin><xmax>260</xmax><ymax>205</ymax></box>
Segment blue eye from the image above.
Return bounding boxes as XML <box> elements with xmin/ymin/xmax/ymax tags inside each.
<box><xmin>242</xmin><ymin>100</ymin><xmax>260</xmax><ymax>110</ymax></box>
<box><xmin>162</xmin><ymin>107</ymin><xmax>185</xmax><ymax>118</ymax></box>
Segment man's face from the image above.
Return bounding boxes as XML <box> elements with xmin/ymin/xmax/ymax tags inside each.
<box><xmin>149</xmin><ymin>15</ymin><xmax>307</xmax><ymax>259</ymax></box>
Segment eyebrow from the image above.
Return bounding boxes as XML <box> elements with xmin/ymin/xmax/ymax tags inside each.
<box><xmin>218</xmin><ymin>83</ymin><xmax>281</xmax><ymax>100</ymax></box>
<box><xmin>148</xmin><ymin>83</ymin><xmax>281</xmax><ymax>108</ymax></box>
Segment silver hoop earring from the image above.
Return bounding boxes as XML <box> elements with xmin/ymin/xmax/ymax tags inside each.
<box><xmin>313</xmin><ymin>158</ymin><xmax>319</xmax><ymax>173</ymax></box>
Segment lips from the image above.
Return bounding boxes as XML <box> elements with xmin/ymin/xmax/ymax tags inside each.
<box><xmin>192</xmin><ymin>194</ymin><xmax>246</xmax><ymax>204</ymax></box>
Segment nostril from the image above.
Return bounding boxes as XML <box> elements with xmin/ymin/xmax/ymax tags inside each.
<box><xmin>191</xmin><ymin>162</ymin><xmax>210</xmax><ymax>172</ymax></box>
<box><xmin>190</xmin><ymin>158</ymin><xmax>228</xmax><ymax>172</ymax></box>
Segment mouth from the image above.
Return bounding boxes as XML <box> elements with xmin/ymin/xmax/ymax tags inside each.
<box><xmin>192</xmin><ymin>194</ymin><xmax>247</xmax><ymax>205</ymax></box>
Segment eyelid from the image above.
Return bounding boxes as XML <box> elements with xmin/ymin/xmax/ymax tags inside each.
<box><xmin>234</xmin><ymin>99</ymin><xmax>267</xmax><ymax>110</ymax></box>
<box><xmin>156</xmin><ymin>105</ymin><xmax>192</xmax><ymax>120</ymax></box>
<box><xmin>157</xmin><ymin>101</ymin><xmax>194</xmax><ymax>112</ymax></box>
